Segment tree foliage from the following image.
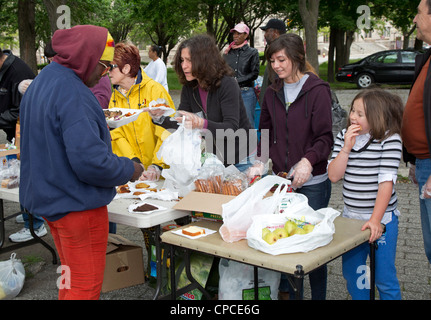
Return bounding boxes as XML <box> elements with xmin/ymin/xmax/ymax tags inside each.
<box><xmin>5</xmin><ymin>0</ymin><xmax>420</xmax><ymax>82</ymax></box>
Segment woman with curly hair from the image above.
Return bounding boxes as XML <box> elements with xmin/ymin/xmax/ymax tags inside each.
<box><xmin>147</xmin><ymin>34</ymin><xmax>255</xmax><ymax>169</ymax></box>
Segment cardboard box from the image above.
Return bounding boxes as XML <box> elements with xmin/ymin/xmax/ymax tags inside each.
<box><xmin>173</xmin><ymin>191</ymin><xmax>235</xmax><ymax>222</ymax></box>
<box><xmin>102</xmin><ymin>234</ymin><xmax>145</xmax><ymax>293</ymax></box>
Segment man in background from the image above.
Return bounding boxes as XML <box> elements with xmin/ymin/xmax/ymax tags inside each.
<box><xmin>258</xmin><ymin>19</ymin><xmax>286</xmax><ymax>107</ymax></box>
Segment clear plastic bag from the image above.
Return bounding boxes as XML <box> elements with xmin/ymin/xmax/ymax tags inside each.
<box><xmin>219</xmin><ymin>175</ymin><xmax>291</xmax><ymax>242</ymax></box>
<box><xmin>0</xmin><ymin>159</ymin><xmax>20</xmax><ymax>189</ymax></box>
<box><xmin>158</xmin><ymin>122</ymin><xmax>202</xmax><ymax>196</ymax></box>
<box><xmin>218</xmin><ymin>258</ymin><xmax>280</xmax><ymax>300</ymax></box>
<box><xmin>0</xmin><ymin>253</ymin><xmax>25</xmax><ymax>300</ymax></box>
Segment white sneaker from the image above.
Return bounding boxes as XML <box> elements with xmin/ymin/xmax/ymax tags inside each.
<box><xmin>15</xmin><ymin>214</ymin><xmax>25</xmax><ymax>224</ymax></box>
<box><xmin>9</xmin><ymin>224</ymin><xmax>48</xmax><ymax>243</ymax></box>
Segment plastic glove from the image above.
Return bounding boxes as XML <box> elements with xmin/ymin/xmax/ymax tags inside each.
<box><xmin>139</xmin><ymin>165</ymin><xmax>161</xmax><ymax>181</ymax></box>
<box><xmin>246</xmin><ymin>161</ymin><xmax>266</xmax><ymax>179</ymax></box>
<box><xmin>174</xmin><ymin>110</ymin><xmax>204</xmax><ymax>129</ymax></box>
<box><xmin>141</xmin><ymin>108</ymin><xmax>165</xmax><ymax>123</ymax></box>
<box><xmin>18</xmin><ymin>79</ymin><xmax>33</xmax><ymax>95</ymax></box>
<box><xmin>288</xmin><ymin>158</ymin><xmax>312</xmax><ymax>189</ymax></box>
<box><xmin>420</xmin><ymin>174</ymin><xmax>431</xmax><ymax>199</ymax></box>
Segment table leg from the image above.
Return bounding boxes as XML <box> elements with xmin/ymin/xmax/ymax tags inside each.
<box><xmin>170</xmin><ymin>244</ymin><xmax>176</xmax><ymax>300</ymax></box>
<box><xmin>182</xmin><ymin>249</ymin><xmax>212</xmax><ymax>299</ymax></box>
<box><xmin>253</xmin><ymin>266</ymin><xmax>259</xmax><ymax>300</ymax></box>
<box><xmin>293</xmin><ymin>265</ymin><xmax>304</xmax><ymax>300</ymax></box>
<box><xmin>0</xmin><ymin>199</ymin><xmax>4</xmax><ymax>249</ymax></box>
<box><xmin>27</xmin><ymin>211</ymin><xmax>57</xmax><ymax>265</ymax></box>
<box><xmin>369</xmin><ymin>241</ymin><xmax>377</xmax><ymax>300</ymax></box>
<box><xmin>152</xmin><ymin>226</ymin><xmax>162</xmax><ymax>300</ymax></box>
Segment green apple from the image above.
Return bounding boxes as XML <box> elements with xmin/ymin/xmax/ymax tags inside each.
<box><xmin>262</xmin><ymin>228</ymin><xmax>271</xmax><ymax>238</ymax></box>
<box><xmin>303</xmin><ymin>224</ymin><xmax>315</xmax><ymax>234</ymax></box>
<box><xmin>284</xmin><ymin>220</ymin><xmax>297</xmax><ymax>235</ymax></box>
<box><xmin>273</xmin><ymin>227</ymin><xmax>289</xmax><ymax>239</ymax></box>
<box><xmin>263</xmin><ymin>232</ymin><xmax>278</xmax><ymax>245</ymax></box>
<box><xmin>290</xmin><ymin>227</ymin><xmax>307</xmax><ymax>236</ymax></box>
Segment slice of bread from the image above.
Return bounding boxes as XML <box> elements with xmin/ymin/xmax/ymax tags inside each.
<box><xmin>182</xmin><ymin>226</ymin><xmax>205</xmax><ymax>237</ymax></box>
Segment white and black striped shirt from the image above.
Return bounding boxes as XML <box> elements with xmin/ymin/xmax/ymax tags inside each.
<box><xmin>331</xmin><ymin>129</ymin><xmax>402</xmax><ymax>224</ymax></box>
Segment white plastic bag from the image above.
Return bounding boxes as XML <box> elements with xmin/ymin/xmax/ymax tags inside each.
<box><xmin>218</xmin><ymin>258</ymin><xmax>280</xmax><ymax>300</ymax></box>
<box><xmin>0</xmin><ymin>253</ymin><xmax>25</xmax><ymax>300</ymax></box>
<box><xmin>158</xmin><ymin>122</ymin><xmax>202</xmax><ymax>196</ymax></box>
<box><xmin>219</xmin><ymin>175</ymin><xmax>291</xmax><ymax>243</ymax></box>
<box><xmin>246</xmin><ymin>205</ymin><xmax>340</xmax><ymax>255</ymax></box>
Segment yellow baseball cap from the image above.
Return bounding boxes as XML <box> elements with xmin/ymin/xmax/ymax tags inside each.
<box><xmin>100</xmin><ymin>32</ymin><xmax>115</xmax><ymax>61</ymax></box>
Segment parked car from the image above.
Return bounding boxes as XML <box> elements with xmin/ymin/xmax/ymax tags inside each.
<box><xmin>336</xmin><ymin>49</ymin><xmax>422</xmax><ymax>88</ymax></box>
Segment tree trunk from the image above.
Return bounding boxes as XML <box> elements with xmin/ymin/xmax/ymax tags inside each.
<box><xmin>327</xmin><ymin>28</ymin><xmax>336</xmax><ymax>83</ymax></box>
<box><xmin>298</xmin><ymin>0</ymin><xmax>320</xmax><ymax>76</ymax></box>
<box><xmin>18</xmin><ymin>0</ymin><xmax>37</xmax><ymax>74</ymax></box>
<box><xmin>43</xmin><ymin>0</ymin><xmax>67</xmax><ymax>34</ymax></box>
<box><xmin>334</xmin><ymin>29</ymin><xmax>346</xmax><ymax>73</ymax></box>
<box><xmin>344</xmin><ymin>30</ymin><xmax>355</xmax><ymax>65</ymax></box>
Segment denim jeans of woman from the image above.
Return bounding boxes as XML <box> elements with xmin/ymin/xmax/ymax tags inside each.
<box><xmin>241</xmin><ymin>87</ymin><xmax>257</xmax><ymax>127</ymax></box>
<box><xmin>279</xmin><ymin>178</ymin><xmax>332</xmax><ymax>300</ymax></box>
<box><xmin>415</xmin><ymin>158</ymin><xmax>431</xmax><ymax>263</ymax></box>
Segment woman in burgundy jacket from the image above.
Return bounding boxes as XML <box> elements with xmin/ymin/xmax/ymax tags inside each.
<box><xmin>250</xmin><ymin>33</ymin><xmax>333</xmax><ymax>300</ymax></box>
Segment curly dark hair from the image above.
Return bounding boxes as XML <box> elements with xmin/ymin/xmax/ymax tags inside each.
<box><xmin>173</xmin><ymin>34</ymin><xmax>234</xmax><ymax>91</ymax></box>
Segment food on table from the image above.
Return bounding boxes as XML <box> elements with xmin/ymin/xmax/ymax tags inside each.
<box><xmin>133</xmin><ymin>203</ymin><xmax>158</xmax><ymax>212</ymax></box>
<box><xmin>135</xmin><ymin>182</ymin><xmax>150</xmax><ymax>189</ymax></box>
<box><xmin>116</xmin><ymin>184</ymin><xmax>130</xmax><ymax>193</ymax></box>
<box><xmin>133</xmin><ymin>191</ymin><xmax>146</xmax><ymax>196</ymax></box>
<box><xmin>262</xmin><ymin>220</ymin><xmax>315</xmax><ymax>244</ymax></box>
<box><xmin>182</xmin><ymin>226</ymin><xmax>206</xmax><ymax>237</ymax></box>
<box><xmin>104</xmin><ymin>109</ymin><xmax>136</xmax><ymax>121</ymax></box>
<box><xmin>194</xmin><ymin>176</ymin><xmax>243</xmax><ymax>196</ymax></box>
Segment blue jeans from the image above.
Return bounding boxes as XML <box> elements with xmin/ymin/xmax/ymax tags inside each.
<box><xmin>241</xmin><ymin>87</ymin><xmax>257</xmax><ymax>127</ymax></box>
<box><xmin>234</xmin><ymin>150</ymin><xmax>256</xmax><ymax>173</ymax></box>
<box><xmin>279</xmin><ymin>178</ymin><xmax>332</xmax><ymax>300</ymax></box>
<box><xmin>342</xmin><ymin>212</ymin><xmax>401</xmax><ymax>300</ymax></box>
<box><xmin>416</xmin><ymin>158</ymin><xmax>431</xmax><ymax>263</ymax></box>
<box><xmin>21</xmin><ymin>204</ymin><xmax>45</xmax><ymax>230</ymax></box>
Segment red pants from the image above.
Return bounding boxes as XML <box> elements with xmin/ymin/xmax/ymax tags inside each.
<box><xmin>46</xmin><ymin>206</ymin><xmax>109</xmax><ymax>300</ymax></box>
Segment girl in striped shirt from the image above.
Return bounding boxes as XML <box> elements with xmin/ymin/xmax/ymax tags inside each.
<box><xmin>328</xmin><ymin>88</ymin><xmax>403</xmax><ymax>300</ymax></box>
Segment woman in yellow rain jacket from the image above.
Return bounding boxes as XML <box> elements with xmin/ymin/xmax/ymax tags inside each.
<box><xmin>108</xmin><ymin>42</ymin><xmax>175</xmax><ymax>180</ymax></box>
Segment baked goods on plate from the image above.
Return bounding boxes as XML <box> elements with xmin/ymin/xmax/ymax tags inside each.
<box><xmin>182</xmin><ymin>226</ymin><xmax>206</xmax><ymax>237</ymax></box>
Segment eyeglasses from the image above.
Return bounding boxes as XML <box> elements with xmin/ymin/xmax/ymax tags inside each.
<box><xmin>110</xmin><ymin>64</ymin><xmax>118</xmax><ymax>71</ymax></box>
<box><xmin>98</xmin><ymin>61</ymin><xmax>111</xmax><ymax>77</ymax></box>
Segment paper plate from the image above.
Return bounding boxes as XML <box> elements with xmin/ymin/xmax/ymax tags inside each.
<box><xmin>105</xmin><ymin>108</ymin><xmax>144</xmax><ymax>128</ymax></box>
<box><xmin>148</xmin><ymin>98</ymin><xmax>175</xmax><ymax>116</ymax></box>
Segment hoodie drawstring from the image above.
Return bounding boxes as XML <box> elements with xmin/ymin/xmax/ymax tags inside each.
<box><xmin>272</xmin><ymin>91</ymin><xmax>277</xmax><ymax>144</ymax></box>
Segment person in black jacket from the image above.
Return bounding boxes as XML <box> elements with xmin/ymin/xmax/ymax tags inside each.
<box><xmin>0</xmin><ymin>49</ymin><xmax>35</xmax><ymax>142</ymax></box>
<box><xmin>147</xmin><ymin>34</ymin><xmax>256</xmax><ymax>169</ymax></box>
<box><xmin>223</xmin><ymin>22</ymin><xmax>260</xmax><ymax>126</ymax></box>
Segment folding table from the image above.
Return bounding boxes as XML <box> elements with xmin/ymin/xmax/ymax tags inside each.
<box><xmin>161</xmin><ymin>218</ymin><xmax>377</xmax><ymax>300</ymax></box>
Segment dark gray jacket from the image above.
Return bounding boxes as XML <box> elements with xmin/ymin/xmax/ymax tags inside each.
<box><xmin>159</xmin><ymin>75</ymin><xmax>256</xmax><ymax>166</ymax></box>
<box><xmin>223</xmin><ymin>44</ymin><xmax>260</xmax><ymax>88</ymax></box>
<box><xmin>0</xmin><ymin>50</ymin><xmax>35</xmax><ymax>141</ymax></box>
